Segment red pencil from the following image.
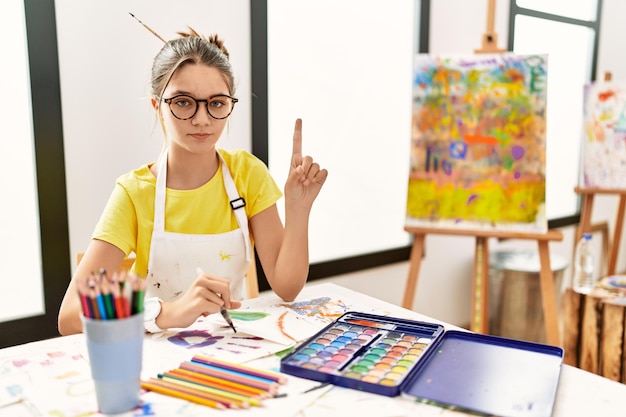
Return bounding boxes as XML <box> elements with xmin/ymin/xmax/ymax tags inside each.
<box><xmin>77</xmin><ymin>278</ymin><xmax>94</xmax><ymax>318</ymax></box>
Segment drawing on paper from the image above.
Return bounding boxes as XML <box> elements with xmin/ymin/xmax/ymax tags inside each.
<box><xmin>155</xmin><ymin>296</ymin><xmax>353</xmax><ymax>365</ymax></box>
<box><xmin>0</xmin><ymin>339</ymin><xmax>98</xmax><ymax>415</ymax></box>
<box><xmin>581</xmin><ymin>81</ymin><xmax>626</xmax><ymax>188</ymax></box>
<box><xmin>407</xmin><ymin>53</ymin><xmax>548</xmax><ymax>231</ymax></box>
<box><xmin>278</xmin><ymin>297</ymin><xmax>348</xmax><ymax>322</ymax></box>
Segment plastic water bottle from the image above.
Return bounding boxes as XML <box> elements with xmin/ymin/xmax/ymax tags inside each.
<box><xmin>572</xmin><ymin>233</ymin><xmax>595</xmax><ymax>294</ymax></box>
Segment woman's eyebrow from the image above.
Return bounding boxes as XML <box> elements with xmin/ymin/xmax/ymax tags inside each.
<box><xmin>166</xmin><ymin>90</ymin><xmax>231</xmax><ymax>98</ymax></box>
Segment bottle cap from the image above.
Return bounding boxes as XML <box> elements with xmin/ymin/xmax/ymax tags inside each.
<box><xmin>583</xmin><ymin>233</ymin><xmax>592</xmax><ymax>240</ymax></box>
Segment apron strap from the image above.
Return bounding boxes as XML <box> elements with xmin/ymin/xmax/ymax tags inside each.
<box><xmin>153</xmin><ymin>151</ymin><xmax>168</xmax><ymax>233</ymax></box>
<box><xmin>219</xmin><ymin>153</ymin><xmax>252</xmax><ymax>263</ymax></box>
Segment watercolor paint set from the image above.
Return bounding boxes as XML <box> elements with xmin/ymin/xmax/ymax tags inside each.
<box><xmin>281</xmin><ymin>311</ymin><xmax>564</xmax><ymax>417</ymax></box>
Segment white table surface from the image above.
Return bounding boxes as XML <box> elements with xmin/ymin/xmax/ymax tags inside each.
<box><xmin>1</xmin><ymin>282</ymin><xmax>625</xmax><ymax>417</ymax></box>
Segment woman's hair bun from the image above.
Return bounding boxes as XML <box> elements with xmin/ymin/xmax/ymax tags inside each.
<box><xmin>176</xmin><ymin>26</ymin><xmax>230</xmax><ymax>59</ymax></box>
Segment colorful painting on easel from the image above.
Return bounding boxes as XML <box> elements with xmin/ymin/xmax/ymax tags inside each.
<box><xmin>407</xmin><ymin>53</ymin><xmax>548</xmax><ymax>231</ymax></box>
<box><xmin>581</xmin><ymin>81</ymin><xmax>626</xmax><ymax>188</ymax></box>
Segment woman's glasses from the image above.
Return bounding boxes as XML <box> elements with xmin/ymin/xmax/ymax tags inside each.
<box><xmin>162</xmin><ymin>94</ymin><xmax>238</xmax><ymax>120</ymax></box>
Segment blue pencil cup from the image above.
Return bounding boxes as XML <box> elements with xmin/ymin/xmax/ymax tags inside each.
<box><xmin>82</xmin><ymin>312</ymin><xmax>144</xmax><ymax>414</ymax></box>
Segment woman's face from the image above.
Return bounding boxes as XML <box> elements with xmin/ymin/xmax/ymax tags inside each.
<box><xmin>156</xmin><ymin>63</ymin><xmax>231</xmax><ymax>155</ymax></box>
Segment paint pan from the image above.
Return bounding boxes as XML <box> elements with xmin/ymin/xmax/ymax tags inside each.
<box><xmin>281</xmin><ymin>311</ymin><xmax>443</xmax><ymax>397</ymax></box>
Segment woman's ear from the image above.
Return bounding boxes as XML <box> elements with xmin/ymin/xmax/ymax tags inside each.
<box><xmin>151</xmin><ymin>97</ymin><xmax>158</xmax><ymax>110</ymax></box>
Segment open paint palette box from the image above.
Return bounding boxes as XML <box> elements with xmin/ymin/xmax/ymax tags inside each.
<box><xmin>280</xmin><ymin>311</ymin><xmax>563</xmax><ymax>417</ymax></box>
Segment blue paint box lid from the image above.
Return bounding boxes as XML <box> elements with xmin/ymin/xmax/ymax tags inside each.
<box><xmin>402</xmin><ymin>330</ymin><xmax>563</xmax><ymax>417</ymax></box>
<box><xmin>280</xmin><ymin>312</ymin><xmax>563</xmax><ymax>417</ymax></box>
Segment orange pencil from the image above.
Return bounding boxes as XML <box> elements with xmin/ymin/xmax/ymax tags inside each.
<box><xmin>164</xmin><ymin>369</ymin><xmax>268</xmax><ymax>399</ymax></box>
<box><xmin>158</xmin><ymin>374</ymin><xmax>261</xmax><ymax>407</ymax></box>
<box><xmin>141</xmin><ymin>379</ymin><xmax>226</xmax><ymax>409</ymax></box>
<box><xmin>146</xmin><ymin>377</ymin><xmax>246</xmax><ymax>409</ymax></box>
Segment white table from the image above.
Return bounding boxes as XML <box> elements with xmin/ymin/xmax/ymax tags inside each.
<box><xmin>1</xmin><ymin>282</ymin><xmax>625</xmax><ymax>417</ymax></box>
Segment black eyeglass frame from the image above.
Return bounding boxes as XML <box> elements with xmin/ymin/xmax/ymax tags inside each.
<box><xmin>162</xmin><ymin>94</ymin><xmax>239</xmax><ymax>120</ymax></box>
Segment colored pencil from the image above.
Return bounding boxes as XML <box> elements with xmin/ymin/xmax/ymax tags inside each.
<box><xmin>157</xmin><ymin>374</ymin><xmax>261</xmax><ymax>407</ymax></box>
<box><xmin>79</xmin><ymin>293</ymin><xmax>93</xmax><ymax>318</ymax></box>
<box><xmin>95</xmin><ymin>292</ymin><xmax>108</xmax><ymax>320</ymax></box>
<box><xmin>142</xmin><ymin>355</ymin><xmax>287</xmax><ymax>409</ymax></box>
<box><xmin>120</xmin><ymin>274</ymin><xmax>132</xmax><ymax>317</ymax></box>
<box><xmin>191</xmin><ymin>354</ymin><xmax>287</xmax><ymax>384</ymax></box>
<box><xmin>146</xmin><ymin>377</ymin><xmax>246</xmax><ymax>409</ymax></box>
<box><xmin>188</xmin><ymin>359</ymin><xmax>280</xmax><ymax>386</ymax></box>
<box><xmin>110</xmin><ymin>276</ymin><xmax>125</xmax><ymax>319</ymax></box>
<box><xmin>141</xmin><ymin>379</ymin><xmax>226</xmax><ymax>409</ymax></box>
<box><xmin>77</xmin><ymin>278</ymin><xmax>94</xmax><ymax>319</ymax></box>
<box><xmin>180</xmin><ymin>361</ymin><xmax>277</xmax><ymax>392</ymax></box>
<box><xmin>88</xmin><ymin>274</ymin><xmax>109</xmax><ymax>320</ymax></box>
<box><xmin>77</xmin><ymin>268</ymin><xmax>148</xmax><ymax>320</ymax></box>
<box><xmin>85</xmin><ymin>280</ymin><xmax>102</xmax><ymax>320</ymax></box>
<box><xmin>130</xmin><ymin>274</ymin><xmax>146</xmax><ymax>315</ymax></box>
<box><xmin>167</xmin><ymin>368</ymin><xmax>269</xmax><ymax>398</ymax></box>
<box><xmin>88</xmin><ymin>292</ymin><xmax>100</xmax><ymax>320</ymax></box>
<box><xmin>100</xmin><ymin>278</ymin><xmax>116</xmax><ymax>319</ymax></box>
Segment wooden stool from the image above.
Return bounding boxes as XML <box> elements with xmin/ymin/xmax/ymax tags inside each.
<box><xmin>563</xmin><ymin>282</ymin><xmax>626</xmax><ymax>382</ymax></box>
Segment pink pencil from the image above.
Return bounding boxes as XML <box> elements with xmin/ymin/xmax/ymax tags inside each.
<box><xmin>191</xmin><ymin>355</ymin><xmax>287</xmax><ymax>384</ymax></box>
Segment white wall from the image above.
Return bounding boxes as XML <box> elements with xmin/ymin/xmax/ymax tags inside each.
<box><xmin>57</xmin><ymin>0</ymin><xmax>626</xmax><ymax>328</ymax></box>
<box><xmin>326</xmin><ymin>0</ymin><xmax>626</xmax><ymax>328</ymax></box>
<box><xmin>55</xmin><ymin>0</ymin><xmax>251</xmax><ymax>271</ymax></box>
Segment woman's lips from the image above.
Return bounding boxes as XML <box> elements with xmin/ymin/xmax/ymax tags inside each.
<box><xmin>190</xmin><ymin>133</ymin><xmax>211</xmax><ymax>140</ymax></box>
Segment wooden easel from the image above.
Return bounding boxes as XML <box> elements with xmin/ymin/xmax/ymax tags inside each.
<box><xmin>474</xmin><ymin>0</ymin><xmax>506</xmax><ymax>54</ymax></box>
<box><xmin>574</xmin><ymin>187</ymin><xmax>626</xmax><ymax>276</ymax></box>
<box><xmin>572</xmin><ymin>71</ymin><xmax>625</xmax><ymax>274</ymax></box>
<box><xmin>402</xmin><ymin>0</ymin><xmax>565</xmax><ymax>346</ymax></box>
<box><xmin>402</xmin><ymin>227</ymin><xmax>564</xmax><ymax>346</ymax></box>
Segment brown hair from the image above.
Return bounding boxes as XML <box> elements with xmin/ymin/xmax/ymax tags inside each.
<box><xmin>151</xmin><ymin>27</ymin><xmax>235</xmax><ymax>100</ymax></box>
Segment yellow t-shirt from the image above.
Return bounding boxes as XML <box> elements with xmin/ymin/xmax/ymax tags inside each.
<box><xmin>93</xmin><ymin>149</ymin><xmax>282</xmax><ymax>276</ymax></box>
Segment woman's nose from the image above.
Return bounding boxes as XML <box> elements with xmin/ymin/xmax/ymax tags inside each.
<box><xmin>192</xmin><ymin>102</ymin><xmax>213</xmax><ymax>125</ymax></box>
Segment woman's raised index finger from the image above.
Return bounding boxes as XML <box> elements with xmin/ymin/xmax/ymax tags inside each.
<box><xmin>292</xmin><ymin>118</ymin><xmax>303</xmax><ymax>166</ymax></box>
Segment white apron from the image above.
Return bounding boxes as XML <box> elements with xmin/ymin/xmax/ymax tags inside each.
<box><xmin>145</xmin><ymin>150</ymin><xmax>252</xmax><ymax>301</ymax></box>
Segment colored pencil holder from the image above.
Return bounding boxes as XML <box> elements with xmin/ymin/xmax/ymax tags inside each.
<box><xmin>82</xmin><ymin>312</ymin><xmax>144</xmax><ymax>414</ymax></box>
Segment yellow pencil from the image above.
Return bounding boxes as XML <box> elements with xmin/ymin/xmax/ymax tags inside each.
<box><xmin>158</xmin><ymin>374</ymin><xmax>261</xmax><ymax>407</ymax></box>
<box><xmin>180</xmin><ymin>361</ymin><xmax>277</xmax><ymax>392</ymax></box>
<box><xmin>141</xmin><ymin>380</ymin><xmax>226</xmax><ymax>409</ymax></box>
<box><xmin>167</xmin><ymin>368</ymin><xmax>269</xmax><ymax>398</ymax></box>
<box><xmin>145</xmin><ymin>377</ymin><xmax>243</xmax><ymax>409</ymax></box>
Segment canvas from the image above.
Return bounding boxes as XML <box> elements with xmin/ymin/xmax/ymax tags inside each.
<box><xmin>581</xmin><ymin>81</ymin><xmax>626</xmax><ymax>188</ymax></box>
<box><xmin>406</xmin><ymin>53</ymin><xmax>549</xmax><ymax>232</ymax></box>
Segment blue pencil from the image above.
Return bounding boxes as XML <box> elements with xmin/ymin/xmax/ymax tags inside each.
<box><xmin>95</xmin><ymin>293</ymin><xmax>108</xmax><ymax>320</ymax></box>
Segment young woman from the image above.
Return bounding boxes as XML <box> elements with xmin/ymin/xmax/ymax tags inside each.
<box><xmin>57</xmin><ymin>28</ymin><xmax>327</xmax><ymax>335</ymax></box>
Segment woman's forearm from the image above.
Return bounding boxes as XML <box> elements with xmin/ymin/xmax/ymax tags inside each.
<box><xmin>272</xmin><ymin>208</ymin><xmax>311</xmax><ymax>301</ymax></box>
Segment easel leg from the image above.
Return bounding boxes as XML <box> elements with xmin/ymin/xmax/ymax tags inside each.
<box><xmin>471</xmin><ymin>237</ymin><xmax>490</xmax><ymax>334</ymax></box>
<box><xmin>578</xmin><ymin>193</ymin><xmax>595</xmax><ymax>242</ymax></box>
<box><xmin>537</xmin><ymin>241</ymin><xmax>560</xmax><ymax>346</ymax></box>
<box><xmin>608</xmin><ymin>195</ymin><xmax>626</xmax><ymax>276</ymax></box>
<box><xmin>402</xmin><ymin>234</ymin><xmax>425</xmax><ymax>309</ymax></box>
